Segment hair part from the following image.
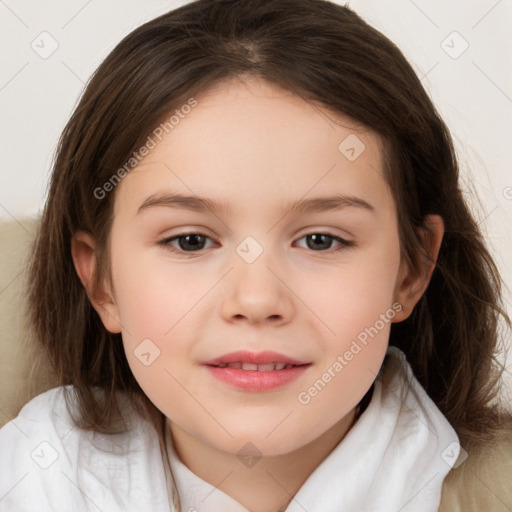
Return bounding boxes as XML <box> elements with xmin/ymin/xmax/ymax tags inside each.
<box><xmin>27</xmin><ymin>0</ymin><xmax>511</xmax><ymax>449</ymax></box>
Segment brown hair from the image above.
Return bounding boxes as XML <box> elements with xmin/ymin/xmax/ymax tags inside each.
<box><xmin>28</xmin><ymin>0</ymin><xmax>511</xmax><ymax>448</ymax></box>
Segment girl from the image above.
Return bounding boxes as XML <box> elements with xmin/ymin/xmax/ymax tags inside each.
<box><xmin>1</xmin><ymin>0</ymin><xmax>511</xmax><ymax>510</ymax></box>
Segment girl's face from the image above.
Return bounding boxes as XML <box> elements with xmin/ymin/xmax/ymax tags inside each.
<box><xmin>94</xmin><ymin>77</ymin><xmax>420</xmax><ymax>456</ymax></box>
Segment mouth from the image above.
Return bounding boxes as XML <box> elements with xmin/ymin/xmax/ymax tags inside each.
<box><xmin>202</xmin><ymin>350</ymin><xmax>312</xmax><ymax>391</ymax></box>
<box><xmin>202</xmin><ymin>350</ymin><xmax>310</xmax><ymax>369</ymax></box>
<box><xmin>208</xmin><ymin>362</ymin><xmax>303</xmax><ymax>371</ymax></box>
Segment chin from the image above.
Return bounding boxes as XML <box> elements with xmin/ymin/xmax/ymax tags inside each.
<box><xmin>207</xmin><ymin>422</ymin><xmax>317</xmax><ymax>458</ymax></box>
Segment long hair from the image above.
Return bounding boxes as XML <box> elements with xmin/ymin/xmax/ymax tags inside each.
<box><xmin>27</xmin><ymin>0</ymin><xmax>511</xmax><ymax>448</ymax></box>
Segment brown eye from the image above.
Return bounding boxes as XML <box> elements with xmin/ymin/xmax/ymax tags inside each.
<box><xmin>295</xmin><ymin>233</ymin><xmax>354</xmax><ymax>251</ymax></box>
<box><xmin>159</xmin><ymin>232</ymin><xmax>215</xmax><ymax>253</ymax></box>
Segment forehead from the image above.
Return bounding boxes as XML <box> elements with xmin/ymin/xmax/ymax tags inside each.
<box><xmin>114</xmin><ymin>76</ymin><xmax>392</xmax><ymax>217</ymax></box>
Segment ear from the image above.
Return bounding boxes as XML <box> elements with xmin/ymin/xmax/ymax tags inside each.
<box><xmin>392</xmin><ymin>214</ymin><xmax>444</xmax><ymax>322</ymax></box>
<box><xmin>70</xmin><ymin>230</ymin><xmax>122</xmax><ymax>333</ymax></box>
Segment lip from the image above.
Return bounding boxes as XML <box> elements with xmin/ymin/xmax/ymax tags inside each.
<box><xmin>202</xmin><ymin>350</ymin><xmax>309</xmax><ymax>366</ymax></box>
<box><xmin>205</xmin><ymin>365</ymin><xmax>310</xmax><ymax>392</ymax></box>
<box><xmin>203</xmin><ymin>350</ymin><xmax>311</xmax><ymax>392</ymax></box>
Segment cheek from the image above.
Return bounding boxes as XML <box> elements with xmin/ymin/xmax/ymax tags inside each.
<box><xmin>109</xmin><ymin>242</ymin><xmax>211</xmax><ymax>406</ymax></box>
<box><xmin>304</xmin><ymin>239</ymin><xmax>401</xmax><ymax>344</ymax></box>
<box><xmin>296</xmin><ymin>233</ymin><xmax>401</xmax><ymax>404</ymax></box>
<box><xmin>112</xmin><ymin>259</ymin><xmax>194</xmax><ymax>417</ymax></box>
<box><xmin>111</xmin><ymin>243</ymin><xmax>203</xmax><ymax>339</ymax></box>
<box><xmin>292</xmin><ymin>265</ymin><xmax>399</xmax><ymax>443</ymax></box>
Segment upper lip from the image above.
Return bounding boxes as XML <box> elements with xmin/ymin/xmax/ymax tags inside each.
<box><xmin>203</xmin><ymin>350</ymin><xmax>309</xmax><ymax>366</ymax></box>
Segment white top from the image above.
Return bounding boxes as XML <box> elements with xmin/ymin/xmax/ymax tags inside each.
<box><xmin>0</xmin><ymin>347</ymin><xmax>460</xmax><ymax>512</ymax></box>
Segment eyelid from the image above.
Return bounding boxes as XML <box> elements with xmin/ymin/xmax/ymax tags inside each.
<box><xmin>294</xmin><ymin>225</ymin><xmax>354</xmax><ymax>241</ymax></box>
<box><xmin>159</xmin><ymin>231</ymin><xmax>218</xmax><ymax>250</ymax></box>
<box><xmin>293</xmin><ymin>232</ymin><xmax>355</xmax><ymax>251</ymax></box>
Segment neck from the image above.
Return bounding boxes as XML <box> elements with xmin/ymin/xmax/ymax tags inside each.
<box><xmin>167</xmin><ymin>408</ymin><xmax>359</xmax><ymax>512</ymax></box>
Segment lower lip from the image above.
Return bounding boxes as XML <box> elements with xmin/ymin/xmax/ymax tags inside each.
<box><xmin>204</xmin><ymin>364</ymin><xmax>311</xmax><ymax>392</ymax></box>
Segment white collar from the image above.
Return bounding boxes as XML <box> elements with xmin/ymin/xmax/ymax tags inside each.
<box><xmin>162</xmin><ymin>346</ymin><xmax>460</xmax><ymax>512</ymax></box>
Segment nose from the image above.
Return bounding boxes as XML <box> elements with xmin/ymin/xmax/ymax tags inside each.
<box><xmin>220</xmin><ymin>255</ymin><xmax>295</xmax><ymax>326</ymax></box>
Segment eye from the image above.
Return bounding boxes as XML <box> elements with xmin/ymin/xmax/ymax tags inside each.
<box><xmin>159</xmin><ymin>232</ymin><xmax>216</xmax><ymax>254</ymax></box>
<box><xmin>295</xmin><ymin>232</ymin><xmax>354</xmax><ymax>252</ymax></box>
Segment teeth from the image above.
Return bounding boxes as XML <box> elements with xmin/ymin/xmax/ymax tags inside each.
<box><xmin>257</xmin><ymin>363</ymin><xmax>276</xmax><ymax>371</ymax></box>
<box><xmin>241</xmin><ymin>363</ymin><xmax>259</xmax><ymax>371</ymax></box>
<box><xmin>217</xmin><ymin>362</ymin><xmax>296</xmax><ymax>371</ymax></box>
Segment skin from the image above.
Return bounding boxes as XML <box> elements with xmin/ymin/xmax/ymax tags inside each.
<box><xmin>72</xmin><ymin>75</ymin><xmax>444</xmax><ymax>512</ymax></box>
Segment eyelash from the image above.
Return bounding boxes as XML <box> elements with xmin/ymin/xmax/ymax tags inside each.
<box><xmin>158</xmin><ymin>231</ymin><xmax>355</xmax><ymax>256</ymax></box>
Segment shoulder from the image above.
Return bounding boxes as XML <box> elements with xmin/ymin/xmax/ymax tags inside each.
<box><xmin>0</xmin><ymin>387</ymin><xmax>76</xmax><ymax>510</ymax></box>
<box><xmin>439</xmin><ymin>418</ymin><xmax>512</xmax><ymax>512</ymax></box>
<box><xmin>0</xmin><ymin>386</ymin><xmax>171</xmax><ymax>512</ymax></box>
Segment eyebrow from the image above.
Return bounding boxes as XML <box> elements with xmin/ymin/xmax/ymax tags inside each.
<box><xmin>137</xmin><ymin>192</ymin><xmax>375</xmax><ymax>216</ymax></box>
